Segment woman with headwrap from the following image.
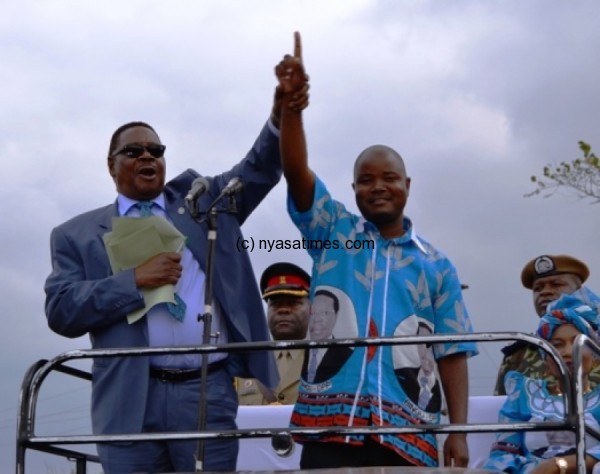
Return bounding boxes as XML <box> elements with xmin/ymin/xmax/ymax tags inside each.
<box><xmin>484</xmin><ymin>289</ymin><xmax>600</xmax><ymax>473</ymax></box>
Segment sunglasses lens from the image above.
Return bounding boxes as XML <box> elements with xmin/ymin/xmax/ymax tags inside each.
<box><xmin>123</xmin><ymin>145</ymin><xmax>145</xmax><ymax>158</ymax></box>
<box><xmin>148</xmin><ymin>145</ymin><xmax>165</xmax><ymax>158</ymax></box>
<box><xmin>116</xmin><ymin>144</ymin><xmax>165</xmax><ymax>158</ymax></box>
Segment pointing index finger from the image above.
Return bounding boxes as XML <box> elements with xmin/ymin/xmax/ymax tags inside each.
<box><xmin>293</xmin><ymin>31</ymin><xmax>303</xmax><ymax>62</ymax></box>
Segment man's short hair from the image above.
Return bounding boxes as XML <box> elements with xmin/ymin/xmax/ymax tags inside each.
<box><xmin>314</xmin><ymin>289</ymin><xmax>340</xmax><ymax>313</ymax></box>
<box><xmin>108</xmin><ymin>121</ymin><xmax>157</xmax><ymax>157</ymax></box>
<box><xmin>521</xmin><ymin>254</ymin><xmax>589</xmax><ymax>289</ymax></box>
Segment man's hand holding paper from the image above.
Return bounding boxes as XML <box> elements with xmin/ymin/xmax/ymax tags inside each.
<box><xmin>103</xmin><ymin>216</ymin><xmax>186</xmax><ymax>323</ymax></box>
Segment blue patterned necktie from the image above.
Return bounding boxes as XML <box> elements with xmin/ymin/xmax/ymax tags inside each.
<box><xmin>136</xmin><ymin>200</ymin><xmax>154</xmax><ymax>217</ymax></box>
<box><xmin>135</xmin><ymin>200</ymin><xmax>187</xmax><ymax>322</ymax></box>
<box><xmin>167</xmin><ymin>293</ymin><xmax>186</xmax><ymax>322</ymax></box>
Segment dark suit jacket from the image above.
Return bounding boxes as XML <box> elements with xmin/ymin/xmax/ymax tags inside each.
<box><xmin>394</xmin><ymin>367</ymin><xmax>441</xmax><ymax>413</ymax></box>
<box><xmin>44</xmin><ymin>122</ymin><xmax>280</xmax><ymax>435</ymax></box>
<box><xmin>301</xmin><ymin>346</ymin><xmax>354</xmax><ymax>384</ymax></box>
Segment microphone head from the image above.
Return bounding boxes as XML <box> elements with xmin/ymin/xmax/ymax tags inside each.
<box><xmin>192</xmin><ymin>176</ymin><xmax>210</xmax><ymax>193</ymax></box>
<box><xmin>224</xmin><ymin>177</ymin><xmax>243</xmax><ymax>196</ymax></box>
<box><xmin>185</xmin><ymin>177</ymin><xmax>210</xmax><ymax>216</ymax></box>
<box><xmin>185</xmin><ymin>177</ymin><xmax>210</xmax><ymax>203</ymax></box>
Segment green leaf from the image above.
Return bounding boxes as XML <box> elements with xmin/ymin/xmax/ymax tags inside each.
<box><xmin>579</xmin><ymin>141</ymin><xmax>591</xmax><ymax>157</ymax></box>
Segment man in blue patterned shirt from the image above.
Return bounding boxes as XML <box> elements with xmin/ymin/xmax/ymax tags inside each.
<box><xmin>274</xmin><ymin>32</ymin><xmax>478</xmax><ymax>469</ymax></box>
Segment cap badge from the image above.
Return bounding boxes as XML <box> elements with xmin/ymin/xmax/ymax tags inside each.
<box><xmin>279</xmin><ymin>276</ymin><xmax>287</xmax><ymax>284</ymax></box>
<box><xmin>534</xmin><ymin>256</ymin><xmax>555</xmax><ymax>275</ymax></box>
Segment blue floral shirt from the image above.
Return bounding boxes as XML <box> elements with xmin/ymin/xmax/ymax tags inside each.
<box><xmin>288</xmin><ymin>177</ymin><xmax>477</xmax><ymax>466</ymax></box>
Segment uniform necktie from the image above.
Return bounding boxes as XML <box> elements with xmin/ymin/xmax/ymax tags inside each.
<box><xmin>276</xmin><ymin>350</ymin><xmax>291</xmax><ymax>374</ymax></box>
<box><xmin>135</xmin><ymin>200</ymin><xmax>187</xmax><ymax>322</ymax></box>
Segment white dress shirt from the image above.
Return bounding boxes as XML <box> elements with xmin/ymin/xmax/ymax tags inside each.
<box><xmin>118</xmin><ymin>193</ymin><xmax>228</xmax><ymax>368</ymax></box>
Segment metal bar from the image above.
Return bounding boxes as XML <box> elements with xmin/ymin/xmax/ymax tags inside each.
<box><xmin>23</xmin><ymin>420</ymin><xmax>569</xmax><ymax>444</ymax></box>
<box><xmin>16</xmin><ymin>332</ymin><xmax>597</xmax><ymax>472</ymax></box>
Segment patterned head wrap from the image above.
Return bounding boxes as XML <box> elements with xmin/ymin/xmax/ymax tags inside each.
<box><xmin>537</xmin><ymin>288</ymin><xmax>600</xmax><ymax>342</ymax></box>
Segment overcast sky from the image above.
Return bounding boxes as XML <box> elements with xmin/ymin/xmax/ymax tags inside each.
<box><xmin>2</xmin><ymin>1</ymin><xmax>599</xmax><ymax>472</ymax></box>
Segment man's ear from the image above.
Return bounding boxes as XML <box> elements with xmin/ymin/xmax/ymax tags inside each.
<box><xmin>108</xmin><ymin>157</ymin><xmax>116</xmax><ymax>177</ymax></box>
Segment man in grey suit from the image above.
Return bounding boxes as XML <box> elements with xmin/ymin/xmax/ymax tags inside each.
<box><xmin>44</xmin><ymin>79</ymin><xmax>309</xmax><ymax>471</ymax></box>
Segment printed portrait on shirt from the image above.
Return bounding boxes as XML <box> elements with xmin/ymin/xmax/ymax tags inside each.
<box><xmin>392</xmin><ymin>317</ymin><xmax>442</xmax><ymax>413</ymax></box>
<box><xmin>304</xmin><ymin>286</ymin><xmax>358</xmax><ymax>384</ymax></box>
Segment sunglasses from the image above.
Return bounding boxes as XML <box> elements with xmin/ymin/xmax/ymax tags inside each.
<box><xmin>112</xmin><ymin>144</ymin><xmax>166</xmax><ymax>159</ymax></box>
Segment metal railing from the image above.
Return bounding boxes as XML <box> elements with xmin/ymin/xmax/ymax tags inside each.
<box><xmin>16</xmin><ymin>332</ymin><xmax>600</xmax><ymax>473</ymax></box>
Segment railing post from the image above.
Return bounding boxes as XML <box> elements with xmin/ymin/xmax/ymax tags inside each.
<box><xmin>75</xmin><ymin>458</ymin><xmax>87</xmax><ymax>474</ymax></box>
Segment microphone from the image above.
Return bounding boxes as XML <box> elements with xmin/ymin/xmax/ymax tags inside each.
<box><xmin>220</xmin><ymin>177</ymin><xmax>243</xmax><ymax>197</ymax></box>
<box><xmin>204</xmin><ymin>176</ymin><xmax>243</xmax><ymax>216</ymax></box>
<box><xmin>185</xmin><ymin>177</ymin><xmax>210</xmax><ymax>205</ymax></box>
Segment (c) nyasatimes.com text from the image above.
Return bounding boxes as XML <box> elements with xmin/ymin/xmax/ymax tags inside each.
<box><xmin>236</xmin><ymin>237</ymin><xmax>375</xmax><ymax>253</ymax></box>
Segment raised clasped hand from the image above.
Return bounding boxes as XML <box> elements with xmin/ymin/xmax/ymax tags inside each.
<box><xmin>275</xmin><ymin>31</ymin><xmax>309</xmax><ymax>112</ymax></box>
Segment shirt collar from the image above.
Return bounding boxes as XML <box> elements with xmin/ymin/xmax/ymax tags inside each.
<box><xmin>355</xmin><ymin>216</ymin><xmax>428</xmax><ymax>255</ymax></box>
<box><xmin>117</xmin><ymin>193</ymin><xmax>166</xmax><ymax>216</ymax></box>
<box><xmin>277</xmin><ymin>348</ymin><xmax>303</xmax><ymax>361</ymax></box>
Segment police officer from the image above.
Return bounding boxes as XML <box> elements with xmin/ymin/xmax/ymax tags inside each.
<box><xmin>495</xmin><ymin>254</ymin><xmax>598</xmax><ymax>395</ymax></box>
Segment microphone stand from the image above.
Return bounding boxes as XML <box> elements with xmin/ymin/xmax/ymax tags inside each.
<box><xmin>188</xmin><ymin>191</ymin><xmax>238</xmax><ymax>472</ymax></box>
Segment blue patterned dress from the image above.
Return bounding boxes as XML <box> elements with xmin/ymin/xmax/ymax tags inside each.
<box><xmin>484</xmin><ymin>371</ymin><xmax>600</xmax><ymax>472</ymax></box>
<box><xmin>288</xmin><ymin>177</ymin><xmax>478</xmax><ymax>466</ymax></box>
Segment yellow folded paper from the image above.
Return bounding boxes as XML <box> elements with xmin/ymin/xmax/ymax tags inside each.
<box><xmin>102</xmin><ymin>216</ymin><xmax>186</xmax><ymax>324</ymax></box>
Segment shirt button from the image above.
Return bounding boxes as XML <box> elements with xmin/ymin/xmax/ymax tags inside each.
<box><xmin>278</xmin><ymin>393</ymin><xmax>285</xmax><ymax>401</ymax></box>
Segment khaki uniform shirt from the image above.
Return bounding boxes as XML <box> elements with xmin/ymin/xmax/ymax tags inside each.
<box><xmin>236</xmin><ymin>349</ymin><xmax>304</xmax><ymax>405</ymax></box>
